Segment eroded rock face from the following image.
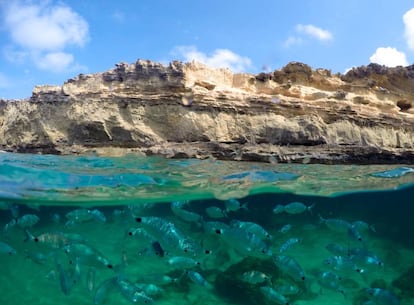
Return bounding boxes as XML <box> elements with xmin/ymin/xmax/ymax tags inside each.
<box><xmin>1</xmin><ymin>59</ymin><xmax>414</xmax><ymax>163</ymax></box>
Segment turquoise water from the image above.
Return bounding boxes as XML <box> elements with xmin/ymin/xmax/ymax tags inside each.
<box><xmin>0</xmin><ymin>152</ymin><xmax>413</xmax><ymax>305</ymax></box>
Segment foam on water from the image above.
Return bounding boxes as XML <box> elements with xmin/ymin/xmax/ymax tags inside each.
<box><xmin>0</xmin><ymin>153</ymin><xmax>413</xmax><ymax>305</ymax></box>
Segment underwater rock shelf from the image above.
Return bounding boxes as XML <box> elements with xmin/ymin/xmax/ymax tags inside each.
<box><xmin>1</xmin><ymin>60</ymin><xmax>414</xmax><ymax>164</ymax></box>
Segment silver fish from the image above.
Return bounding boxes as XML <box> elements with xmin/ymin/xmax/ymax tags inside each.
<box><xmin>0</xmin><ymin>241</ymin><xmax>16</xmax><ymax>255</ymax></box>
<box><xmin>17</xmin><ymin>214</ymin><xmax>40</xmax><ymax>228</ymax></box>
<box><xmin>87</xmin><ymin>267</ymin><xmax>96</xmax><ymax>292</ymax></box>
<box><xmin>117</xmin><ymin>277</ymin><xmax>154</xmax><ymax>304</ymax></box>
<box><xmin>319</xmin><ymin>215</ymin><xmax>351</xmax><ymax>232</ymax></box>
<box><xmin>225</xmin><ymin>198</ymin><xmax>248</xmax><ymax>212</ymax></box>
<box><xmin>365</xmin><ymin>288</ymin><xmax>400</xmax><ymax>305</ymax></box>
<box><xmin>325</xmin><ymin>243</ymin><xmax>348</xmax><ymax>256</ymax></box>
<box><xmin>135</xmin><ymin>216</ymin><xmax>198</xmax><ymax>255</ymax></box>
<box><xmin>323</xmin><ymin>255</ymin><xmax>363</xmax><ymax>274</ymax></box>
<box><xmin>279</xmin><ymin>224</ymin><xmax>292</xmax><ymax>234</ymax></box>
<box><xmin>230</xmin><ymin>220</ymin><xmax>271</xmax><ymax>239</ymax></box>
<box><xmin>279</xmin><ymin>237</ymin><xmax>301</xmax><ymax>253</ymax></box>
<box><xmin>260</xmin><ymin>286</ymin><xmax>290</xmax><ymax>305</ymax></box>
<box><xmin>273</xmin><ymin>255</ymin><xmax>306</xmax><ymax>282</ymax></box>
<box><xmin>167</xmin><ymin>256</ymin><xmax>201</xmax><ymax>269</ymax></box>
<box><xmin>55</xmin><ymin>259</ymin><xmax>74</xmax><ymax>296</ymax></box>
<box><xmin>205</xmin><ymin>206</ymin><xmax>227</xmax><ymax>219</ymax></box>
<box><xmin>216</xmin><ymin>227</ymin><xmax>272</xmax><ymax>257</ymax></box>
<box><xmin>283</xmin><ymin>202</ymin><xmax>314</xmax><ymax>214</ymax></box>
<box><xmin>312</xmin><ymin>270</ymin><xmax>346</xmax><ymax>295</ymax></box>
<box><xmin>94</xmin><ymin>277</ymin><xmax>118</xmax><ymax>305</ymax></box>
<box><xmin>64</xmin><ymin>242</ymin><xmax>113</xmax><ymax>269</ymax></box>
<box><xmin>171</xmin><ymin>201</ymin><xmax>202</xmax><ymax>223</ymax></box>
<box><xmin>274</xmin><ymin>284</ymin><xmax>300</xmax><ymax>296</ymax></box>
<box><xmin>186</xmin><ymin>270</ymin><xmax>212</xmax><ymax>288</ymax></box>
<box><xmin>134</xmin><ymin>283</ymin><xmax>164</xmax><ymax>296</ymax></box>
<box><xmin>241</xmin><ymin>270</ymin><xmax>270</xmax><ymax>284</ymax></box>
<box><xmin>272</xmin><ymin>204</ymin><xmax>285</xmax><ymax>214</ymax></box>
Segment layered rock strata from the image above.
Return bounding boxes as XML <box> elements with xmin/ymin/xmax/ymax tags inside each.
<box><xmin>1</xmin><ymin>60</ymin><xmax>414</xmax><ymax>164</ymax></box>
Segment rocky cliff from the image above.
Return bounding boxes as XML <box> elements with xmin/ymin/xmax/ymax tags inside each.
<box><xmin>1</xmin><ymin>59</ymin><xmax>414</xmax><ymax>164</ymax></box>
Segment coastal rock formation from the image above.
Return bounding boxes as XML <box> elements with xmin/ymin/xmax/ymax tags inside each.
<box><xmin>1</xmin><ymin>59</ymin><xmax>414</xmax><ymax>163</ymax></box>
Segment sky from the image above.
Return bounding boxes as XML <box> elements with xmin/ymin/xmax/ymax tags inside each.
<box><xmin>1</xmin><ymin>0</ymin><xmax>414</xmax><ymax>99</ymax></box>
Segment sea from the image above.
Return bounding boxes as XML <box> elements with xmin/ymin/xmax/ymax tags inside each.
<box><xmin>0</xmin><ymin>152</ymin><xmax>413</xmax><ymax>305</ymax></box>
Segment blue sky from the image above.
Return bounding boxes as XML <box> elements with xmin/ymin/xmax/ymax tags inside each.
<box><xmin>1</xmin><ymin>0</ymin><xmax>414</xmax><ymax>99</ymax></box>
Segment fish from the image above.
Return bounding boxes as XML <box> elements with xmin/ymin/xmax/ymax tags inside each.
<box><xmin>171</xmin><ymin>201</ymin><xmax>202</xmax><ymax>223</ymax></box>
<box><xmin>17</xmin><ymin>214</ymin><xmax>40</xmax><ymax>228</ymax></box>
<box><xmin>135</xmin><ymin>274</ymin><xmax>176</xmax><ymax>285</ymax></box>
<box><xmin>273</xmin><ymin>284</ymin><xmax>300</xmax><ymax>296</ymax></box>
<box><xmin>260</xmin><ymin>286</ymin><xmax>290</xmax><ymax>305</ymax></box>
<box><xmin>279</xmin><ymin>224</ymin><xmax>292</xmax><ymax>234</ymax></box>
<box><xmin>186</xmin><ymin>270</ymin><xmax>212</xmax><ymax>288</ymax></box>
<box><xmin>272</xmin><ymin>204</ymin><xmax>285</xmax><ymax>214</ymax></box>
<box><xmin>134</xmin><ymin>283</ymin><xmax>164</xmax><ymax>296</ymax></box>
<box><xmin>230</xmin><ymin>220</ymin><xmax>272</xmax><ymax>239</ymax></box>
<box><xmin>283</xmin><ymin>202</ymin><xmax>314</xmax><ymax>214</ymax></box>
<box><xmin>205</xmin><ymin>206</ymin><xmax>227</xmax><ymax>219</ymax></box>
<box><xmin>319</xmin><ymin>215</ymin><xmax>351</xmax><ymax>232</ymax></box>
<box><xmin>64</xmin><ymin>242</ymin><xmax>113</xmax><ymax>269</ymax></box>
<box><xmin>241</xmin><ymin>270</ymin><xmax>271</xmax><ymax>284</ymax></box>
<box><xmin>272</xmin><ymin>255</ymin><xmax>306</xmax><ymax>282</ymax></box>
<box><xmin>87</xmin><ymin>267</ymin><xmax>96</xmax><ymax>292</ymax></box>
<box><xmin>215</xmin><ymin>227</ymin><xmax>272</xmax><ymax>257</ymax></box>
<box><xmin>0</xmin><ymin>241</ymin><xmax>16</xmax><ymax>255</ymax></box>
<box><xmin>55</xmin><ymin>259</ymin><xmax>75</xmax><ymax>296</ymax></box>
<box><xmin>167</xmin><ymin>256</ymin><xmax>201</xmax><ymax>269</ymax></box>
<box><xmin>65</xmin><ymin>208</ymin><xmax>105</xmax><ymax>226</ymax></box>
<box><xmin>348</xmin><ymin>247</ymin><xmax>383</xmax><ymax>267</ymax></box>
<box><xmin>224</xmin><ymin>198</ymin><xmax>248</xmax><ymax>212</ymax></box>
<box><xmin>25</xmin><ymin>231</ymin><xmax>70</xmax><ymax>249</ymax></box>
<box><xmin>117</xmin><ymin>277</ymin><xmax>154</xmax><ymax>304</ymax></box>
<box><xmin>325</xmin><ymin>243</ymin><xmax>348</xmax><ymax>256</ymax></box>
<box><xmin>312</xmin><ymin>270</ymin><xmax>346</xmax><ymax>295</ymax></box>
<box><xmin>25</xmin><ymin>250</ymin><xmax>49</xmax><ymax>264</ymax></box>
<box><xmin>94</xmin><ymin>277</ymin><xmax>118</xmax><ymax>305</ymax></box>
<box><xmin>279</xmin><ymin>237</ymin><xmax>302</xmax><ymax>253</ymax></box>
<box><xmin>135</xmin><ymin>216</ymin><xmax>198</xmax><ymax>255</ymax></box>
<box><xmin>323</xmin><ymin>255</ymin><xmax>364</xmax><ymax>274</ymax></box>
<box><xmin>365</xmin><ymin>288</ymin><xmax>400</xmax><ymax>305</ymax></box>
<box><xmin>3</xmin><ymin>219</ymin><xmax>17</xmax><ymax>233</ymax></box>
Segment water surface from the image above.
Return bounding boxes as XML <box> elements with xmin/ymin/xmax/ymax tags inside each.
<box><xmin>0</xmin><ymin>153</ymin><xmax>413</xmax><ymax>305</ymax></box>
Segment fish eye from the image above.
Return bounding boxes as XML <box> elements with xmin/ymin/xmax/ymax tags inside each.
<box><xmin>34</xmin><ymin>238</ymin><xmax>39</xmax><ymax>242</ymax></box>
<box><xmin>135</xmin><ymin>217</ymin><xmax>142</xmax><ymax>223</ymax></box>
<box><xmin>215</xmin><ymin>229</ymin><xmax>221</xmax><ymax>235</ymax></box>
<box><xmin>128</xmin><ymin>231</ymin><xmax>133</xmax><ymax>236</ymax></box>
<box><xmin>301</xmin><ymin>276</ymin><xmax>306</xmax><ymax>281</ymax></box>
<box><xmin>205</xmin><ymin>249</ymin><xmax>211</xmax><ymax>254</ymax></box>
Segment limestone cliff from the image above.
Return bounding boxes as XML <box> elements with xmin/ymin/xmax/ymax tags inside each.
<box><xmin>0</xmin><ymin>59</ymin><xmax>413</xmax><ymax>164</ymax></box>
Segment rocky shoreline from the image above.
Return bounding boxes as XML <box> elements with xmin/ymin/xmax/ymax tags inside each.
<box><xmin>1</xmin><ymin>59</ymin><xmax>413</xmax><ymax>164</ymax></box>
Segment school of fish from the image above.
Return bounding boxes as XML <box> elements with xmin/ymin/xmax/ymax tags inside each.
<box><xmin>0</xmin><ymin>198</ymin><xmax>403</xmax><ymax>305</ymax></box>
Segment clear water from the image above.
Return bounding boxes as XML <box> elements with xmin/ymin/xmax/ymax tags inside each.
<box><xmin>0</xmin><ymin>152</ymin><xmax>413</xmax><ymax>305</ymax></box>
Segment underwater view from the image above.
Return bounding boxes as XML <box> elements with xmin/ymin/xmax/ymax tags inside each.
<box><xmin>0</xmin><ymin>152</ymin><xmax>413</xmax><ymax>305</ymax></box>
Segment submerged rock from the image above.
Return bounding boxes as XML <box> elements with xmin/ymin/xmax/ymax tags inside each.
<box><xmin>214</xmin><ymin>256</ymin><xmax>307</xmax><ymax>305</ymax></box>
<box><xmin>1</xmin><ymin>59</ymin><xmax>414</xmax><ymax>163</ymax></box>
<box><xmin>391</xmin><ymin>265</ymin><xmax>414</xmax><ymax>299</ymax></box>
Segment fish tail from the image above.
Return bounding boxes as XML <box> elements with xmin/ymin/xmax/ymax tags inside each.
<box><xmin>24</xmin><ymin>229</ymin><xmax>34</xmax><ymax>242</ymax></box>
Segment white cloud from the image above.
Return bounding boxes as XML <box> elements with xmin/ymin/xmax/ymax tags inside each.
<box><xmin>296</xmin><ymin>24</ymin><xmax>333</xmax><ymax>41</ymax></box>
<box><xmin>283</xmin><ymin>36</ymin><xmax>303</xmax><ymax>48</ymax></box>
<box><xmin>403</xmin><ymin>8</ymin><xmax>414</xmax><ymax>51</ymax></box>
<box><xmin>2</xmin><ymin>1</ymin><xmax>88</xmax><ymax>73</ymax></box>
<box><xmin>369</xmin><ymin>47</ymin><xmax>408</xmax><ymax>67</ymax></box>
<box><xmin>173</xmin><ymin>46</ymin><xmax>252</xmax><ymax>72</ymax></box>
<box><xmin>35</xmin><ymin>52</ymin><xmax>74</xmax><ymax>73</ymax></box>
